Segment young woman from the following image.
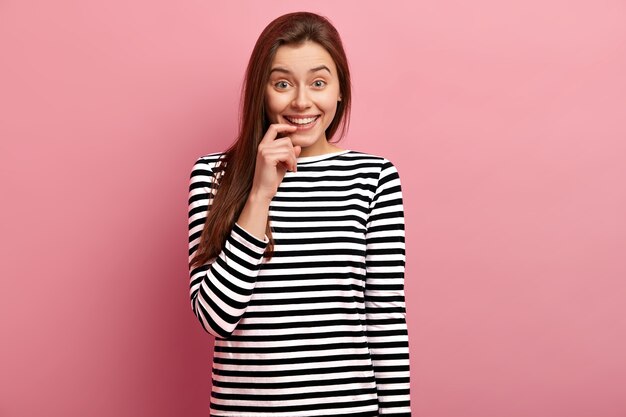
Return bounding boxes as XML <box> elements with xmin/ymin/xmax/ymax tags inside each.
<box><xmin>188</xmin><ymin>11</ymin><xmax>411</xmax><ymax>416</ymax></box>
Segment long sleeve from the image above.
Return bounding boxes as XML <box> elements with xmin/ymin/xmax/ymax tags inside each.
<box><xmin>364</xmin><ymin>158</ymin><xmax>412</xmax><ymax>415</ymax></box>
<box><xmin>187</xmin><ymin>156</ymin><xmax>269</xmax><ymax>338</ymax></box>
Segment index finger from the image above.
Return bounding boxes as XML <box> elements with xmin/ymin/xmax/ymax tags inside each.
<box><xmin>260</xmin><ymin>124</ymin><xmax>298</xmax><ymax>145</ymax></box>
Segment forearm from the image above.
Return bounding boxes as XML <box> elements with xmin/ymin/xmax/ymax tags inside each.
<box><xmin>236</xmin><ymin>192</ymin><xmax>272</xmax><ymax>241</ymax></box>
<box><xmin>366</xmin><ymin>302</ymin><xmax>411</xmax><ymax>415</ymax></box>
<box><xmin>189</xmin><ymin>222</ymin><xmax>268</xmax><ymax>338</ymax></box>
<box><xmin>365</xmin><ymin>254</ymin><xmax>411</xmax><ymax>415</ymax></box>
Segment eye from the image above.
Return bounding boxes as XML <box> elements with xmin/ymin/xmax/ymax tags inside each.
<box><xmin>274</xmin><ymin>81</ymin><xmax>289</xmax><ymax>89</ymax></box>
<box><xmin>313</xmin><ymin>80</ymin><xmax>327</xmax><ymax>88</ymax></box>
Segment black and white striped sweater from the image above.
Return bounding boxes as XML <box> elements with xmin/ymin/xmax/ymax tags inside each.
<box><xmin>188</xmin><ymin>149</ymin><xmax>411</xmax><ymax>416</ymax></box>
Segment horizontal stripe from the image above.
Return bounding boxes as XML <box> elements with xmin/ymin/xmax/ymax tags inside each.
<box><xmin>188</xmin><ymin>150</ymin><xmax>411</xmax><ymax>416</ymax></box>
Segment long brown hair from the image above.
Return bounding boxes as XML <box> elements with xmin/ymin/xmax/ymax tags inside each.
<box><xmin>190</xmin><ymin>11</ymin><xmax>352</xmax><ymax>269</ymax></box>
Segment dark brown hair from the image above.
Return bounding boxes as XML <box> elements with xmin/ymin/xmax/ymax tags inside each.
<box><xmin>190</xmin><ymin>11</ymin><xmax>352</xmax><ymax>269</ymax></box>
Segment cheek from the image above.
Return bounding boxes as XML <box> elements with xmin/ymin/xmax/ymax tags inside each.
<box><xmin>264</xmin><ymin>92</ymin><xmax>274</xmax><ymax>111</ymax></box>
<box><xmin>320</xmin><ymin>95</ymin><xmax>339</xmax><ymax>116</ymax></box>
<box><xmin>265</xmin><ymin>92</ymin><xmax>289</xmax><ymax>115</ymax></box>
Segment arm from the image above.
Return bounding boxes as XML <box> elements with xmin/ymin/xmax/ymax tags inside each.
<box><xmin>364</xmin><ymin>158</ymin><xmax>412</xmax><ymax>416</ymax></box>
<box><xmin>187</xmin><ymin>156</ymin><xmax>269</xmax><ymax>338</ymax></box>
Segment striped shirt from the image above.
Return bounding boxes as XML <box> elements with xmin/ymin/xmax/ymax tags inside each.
<box><xmin>188</xmin><ymin>149</ymin><xmax>411</xmax><ymax>416</ymax></box>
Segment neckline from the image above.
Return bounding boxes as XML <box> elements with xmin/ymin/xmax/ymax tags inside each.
<box><xmin>296</xmin><ymin>149</ymin><xmax>351</xmax><ymax>164</ymax></box>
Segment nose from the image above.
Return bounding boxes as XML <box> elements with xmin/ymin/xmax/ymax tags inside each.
<box><xmin>291</xmin><ymin>86</ymin><xmax>312</xmax><ymax>109</ymax></box>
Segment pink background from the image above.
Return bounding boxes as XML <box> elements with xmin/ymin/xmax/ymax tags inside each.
<box><xmin>1</xmin><ymin>0</ymin><xmax>625</xmax><ymax>416</ymax></box>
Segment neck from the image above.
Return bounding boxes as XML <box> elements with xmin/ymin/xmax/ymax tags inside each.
<box><xmin>298</xmin><ymin>141</ymin><xmax>344</xmax><ymax>158</ymax></box>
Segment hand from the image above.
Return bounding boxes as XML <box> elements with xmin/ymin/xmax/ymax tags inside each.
<box><xmin>250</xmin><ymin>124</ymin><xmax>302</xmax><ymax>202</ymax></box>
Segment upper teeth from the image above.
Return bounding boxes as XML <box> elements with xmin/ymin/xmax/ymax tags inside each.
<box><xmin>286</xmin><ymin>116</ymin><xmax>317</xmax><ymax>125</ymax></box>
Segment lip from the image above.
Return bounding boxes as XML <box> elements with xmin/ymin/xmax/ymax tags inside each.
<box><xmin>283</xmin><ymin>114</ymin><xmax>320</xmax><ymax>119</ymax></box>
<box><xmin>283</xmin><ymin>115</ymin><xmax>320</xmax><ymax>131</ymax></box>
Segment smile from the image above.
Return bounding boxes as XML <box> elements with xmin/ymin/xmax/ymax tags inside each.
<box><xmin>284</xmin><ymin>115</ymin><xmax>320</xmax><ymax>126</ymax></box>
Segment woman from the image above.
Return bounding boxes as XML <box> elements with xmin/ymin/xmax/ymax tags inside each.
<box><xmin>188</xmin><ymin>11</ymin><xmax>411</xmax><ymax>416</ymax></box>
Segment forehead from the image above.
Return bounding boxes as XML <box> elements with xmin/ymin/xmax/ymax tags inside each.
<box><xmin>271</xmin><ymin>41</ymin><xmax>337</xmax><ymax>73</ymax></box>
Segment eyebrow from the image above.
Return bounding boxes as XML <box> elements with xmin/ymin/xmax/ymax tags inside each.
<box><xmin>269</xmin><ymin>65</ymin><xmax>332</xmax><ymax>76</ymax></box>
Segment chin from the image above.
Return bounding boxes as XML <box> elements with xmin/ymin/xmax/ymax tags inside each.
<box><xmin>294</xmin><ymin>130</ymin><xmax>325</xmax><ymax>141</ymax></box>
<box><xmin>290</xmin><ymin>136</ymin><xmax>316</xmax><ymax>147</ymax></box>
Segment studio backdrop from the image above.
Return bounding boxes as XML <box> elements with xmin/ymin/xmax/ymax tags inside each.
<box><xmin>1</xmin><ymin>1</ymin><xmax>625</xmax><ymax>416</ymax></box>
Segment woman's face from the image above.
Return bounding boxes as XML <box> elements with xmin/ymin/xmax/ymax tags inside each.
<box><xmin>265</xmin><ymin>40</ymin><xmax>342</xmax><ymax>154</ymax></box>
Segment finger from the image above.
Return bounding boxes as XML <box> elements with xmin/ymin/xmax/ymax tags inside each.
<box><xmin>272</xmin><ymin>136</ymin><xmax>294</xmax><ymax>145</ymax></box>
<box><xmin>269</xmin><ymin>138</ymin><xmax>299</xmax><ymax>172</ymax></box>
<box><xmin>292</xmin><ymin>145</ymin><xmax>302</xmax><ymax>173</ymax></box>
<box><xmin>263</xmin><ymin>147</ymin><xmax>297</xmax><ymax>172</ymax></box>
<box><xmin>262</xmin><ymin>147</ymin><xmax>293</xmax><ymax>164</ymax></box>
<box><xmin>260</xmin><ymin>124</ymin><xmax>298</xmax><ymax>145</ymax></box>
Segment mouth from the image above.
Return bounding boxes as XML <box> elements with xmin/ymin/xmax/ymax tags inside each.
<box><xmin>283</xmin><ymin>115</ymin><xmax>320</xmax><ymax>127</ymax></box>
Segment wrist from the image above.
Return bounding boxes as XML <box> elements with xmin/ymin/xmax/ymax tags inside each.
<box><xmin>248</xmin><ymin>188</ymin><xmax>274</xmax><ymax>205</ymax></box>
<box><xmin>236</xmin><ymin>190</ymin><xmax>271</xmax><ymax>242</ymax></box>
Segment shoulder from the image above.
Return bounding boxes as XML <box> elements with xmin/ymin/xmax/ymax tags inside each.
<box><xmin>345</xmin><ymin>150</ymin><xmax>401</xmax><ymax>176</ymax></box>
<box><xmin>193</xmin><ymin>151</ymin><xmax>227</xmax><ymax>169</ymax></box>
<box><xmin>189</xmin><ymin>151</ymin><xmax>227</xmax><ymax>178</ymax></box>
